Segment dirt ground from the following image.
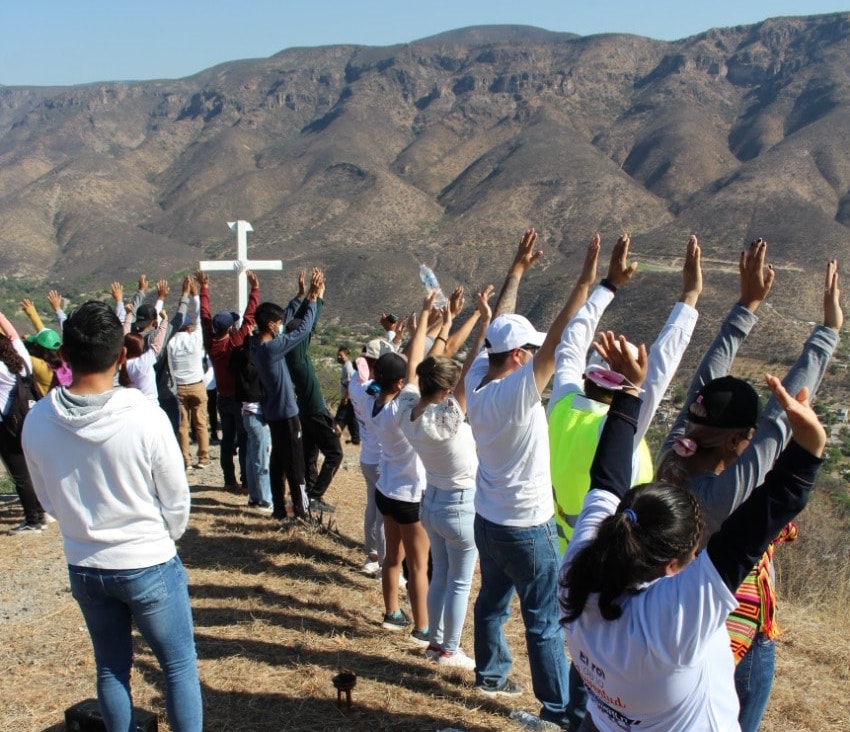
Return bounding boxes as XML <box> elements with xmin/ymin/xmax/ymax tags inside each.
<box><xmin>1</xmin><ymin>442</ymin><xmax>848</xmax><ymax>731</ymax></box>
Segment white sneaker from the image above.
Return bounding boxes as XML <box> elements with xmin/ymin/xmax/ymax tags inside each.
<box><xmin>361</xmin><ymin>559</ymin><xmax>380</xmax><ymax>576</ymax></box>
<box><xmin>424</xmin><ymin>644</ymin><xmax>442</xmax><ymax>662</ymax></box>
<box><xmin>437</xmin><ymin>649</ymin><xmax>476</xmax><ymax>670</ymax></box>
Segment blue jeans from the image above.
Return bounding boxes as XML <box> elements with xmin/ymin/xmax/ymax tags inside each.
<box><xmin>473</xmin><ymin>514</ymin><xmax>571</xmax><ymax>726</ymax></box>
<box><xmin>68</xmin><ymin>556</ymin><xmax>203</xmax><ymax>732</ymax></box>
<box><xmin>242</xmin><ymin>411</ymin><xmax>272</xmax><ymax>504</ymax></box>
<box><xmin>735</xmin><ymin>633</ymin><xmax>775</xmax><ymax>732</ymax></box>
<box><xmin>419</xmin><ymin>486</ymin><xmax>478</xmax><ymax>653</ymax></box>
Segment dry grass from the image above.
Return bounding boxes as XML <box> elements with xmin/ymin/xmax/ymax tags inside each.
<box><xmin>2</xmin><ymin>443</ymin><xmax>849</xmax><ymax>731</ymax></box>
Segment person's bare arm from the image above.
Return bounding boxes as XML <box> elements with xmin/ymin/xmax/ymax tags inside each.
<box><xmin>406</xmin><ymin>293</ymin><xmax>438</xmax><ymax>386</ymax></box>
<box><xmin>427</xmin><ymin>307</ymin><xmax>453</xmax><ymax>359</ymax></box>
<box><xmin>456</xmin><ymin>284</ymin><xmax>494</xmax><ymax>412</ymax></box>
<box><xmin>532</xmin><ymin>234</ymin><xmax>604</xmax><ymax>393</ymax></box>
<box><xmin>494</xmin><ymin>228</ymin><xmax>543</xmax><ymax>317</ymax></box>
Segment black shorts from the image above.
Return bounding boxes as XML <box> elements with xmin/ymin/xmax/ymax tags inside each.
<box><xmin>375</xmin><ymin>489</ymin><xmax>420</xmax><ymax>525</ymax></box>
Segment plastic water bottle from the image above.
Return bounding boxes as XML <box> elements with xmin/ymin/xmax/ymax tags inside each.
<box><xmin>509</xmin><ymin>710</ymin><xmax>561</xmax><ymax>731</ymax></box>
<box><xmin>419</xmin><ymin>263</ymin><xmax>447</xmax><ymax>308</ymax></box>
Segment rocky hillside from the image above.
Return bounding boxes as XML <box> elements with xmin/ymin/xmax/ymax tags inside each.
<box><xmin>1</xmin><ymin>16</ymin><xmax>850</xmax><ymax>351</ymax></box>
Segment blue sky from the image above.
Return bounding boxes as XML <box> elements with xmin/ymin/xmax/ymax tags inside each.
<box><xmin>2</xmin><ymin>1</ymin><xmax>849</xmax><ymax>86</ymax></box>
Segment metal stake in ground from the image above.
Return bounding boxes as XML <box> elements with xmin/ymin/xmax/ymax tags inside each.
<box><xmin>199</xmin><ymin>220</ymin><xmax>283</xmax><ymax>314</ymax></box>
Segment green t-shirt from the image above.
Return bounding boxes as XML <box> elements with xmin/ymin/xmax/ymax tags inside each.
<box><xmin>285</xmin><ymin>298</ymin><xmax>326</xmax><ymax>416</ymax></box>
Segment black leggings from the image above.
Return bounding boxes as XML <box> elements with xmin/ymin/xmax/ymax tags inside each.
<box><xmin>0</xmin><ymin>427</ymin><xmax>44</xmax><ymax>525</ymax></box>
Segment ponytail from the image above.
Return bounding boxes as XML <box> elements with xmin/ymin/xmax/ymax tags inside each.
<box><xmin>560</xmin><ymin>482</ymin><xmax>703</xmax><ymax>623</ymax></box>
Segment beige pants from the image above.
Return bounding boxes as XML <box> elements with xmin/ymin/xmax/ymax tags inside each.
<box><xmin>176</xmin><ymin>381</ymin><xmax>209</xmax><ymax>467</ymax></box>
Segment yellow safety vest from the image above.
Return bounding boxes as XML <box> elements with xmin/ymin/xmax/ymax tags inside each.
<box><xmin>549</xmin><ymin>392</ymin><xmax>654</xmax><ymax>554</ymax></box>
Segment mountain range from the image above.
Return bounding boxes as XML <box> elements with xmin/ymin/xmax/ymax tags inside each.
<box><xmin>2</xmin><ymin>13</ymin><xmax>850</xmax><ymax>361</ymax></box>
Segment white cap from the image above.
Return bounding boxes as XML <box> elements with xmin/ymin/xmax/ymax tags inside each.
<box><xmin>485</xmin><ymin>314</ymin><xmax>546</xmax><ymax>354</ymax></box>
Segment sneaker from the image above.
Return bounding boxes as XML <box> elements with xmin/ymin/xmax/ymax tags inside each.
<box><xmin>309</xmin><ymin>498</ymin><xmax>336</xmax><ymax>514</ymax></box>
<box><xmin>475</xmin><ymin>677</ymin><xmax>523</xmax><ymax>697</ymax></box>
<box><xmin>40</xmin><ymin>514</ymin><xmax>57</xmax><ymax>527</ymax></box>
<box><xmin>437</xmin><ymin>648</ymin><xmax>476</xmax><ymax>670</ymax></box>
<box><xmin>410</xmin><ymin>627</ymin><xmax>430</xmax><ymax>647</ymax></box>
<box><xmin>361</xmin><ymin>559</ymin><xmax>381</xmax><ymax>576</ymax></box>
<box><xmin>9</xmin><ymin>521</ymin><xmax>43</xmax><ymax>535</ymax></box>
<box><xmin>381</xmin><ymin>609</ymin><xmax>411</xmax><ymax>630</ymax></box>
<box><xmin>254</xmin><ymin>501</ymin><xmax>273</xmax><ymax>514</ymax></box>
<box><xmin>424</xmin><ymin>644</ymin><xmax>442</xmax><ymax>662</ymax></box>
<box><xmin>195</xmin><ymin>461</ymin><xmax>210</xmax><ymax>469</ymax></box>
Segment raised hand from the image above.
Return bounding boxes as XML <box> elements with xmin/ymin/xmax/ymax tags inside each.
<box><xmin>823</xmin><ymin>260</ymin><xmax>842</xmax><ymax>332</ymax></box>
<box><xmin>188</xmin><ymin>278</ymin><xmax>198</xmax><ymax>297</ymax></box>
<box><xmin>47</xmin><ymin>290</ymin><xmax>62</xmax><ymax>312</ymax></box>
<box><xmin>157</xmin><ymin>279</ymin><xmax>169</xmax><ymax>299</ymax></box>
<box><xmin>194</xmin><ymin>270</ymin><xmax>209</xmax><ymax>287</ymax></box>
<box><xmin>476</xmin><ymin>284</ymin><xmax>495</xmax><ymax>321</ymax></box>
<box><xmin>681</xmin><ymin>234</ymin><xmax>702</xmax><ymax>307</ymax></box>
<box><xmin>20</xmin><ymin>298</ymin><xmax>34</xmax><ymax>312</ymax></box>
<box><xmin>297</xmin><ymin>269</ymin><xmax>306</xmax><ymax>299</ymax></box>
<box><xmin>764</xmin><ymin>376</ymin><xmax>826</xmax><ymax>458</ymax></box>
<box><xmin>110</xmin><ymin>281</ymin><xmax>124</xmax><ymax>303</ymax></box>
<box><xmin>512</xmin><ymin>227</ymin><xmax>543</xmax><ymax>273</ymax></box>
<box><xmin>579</xmin><ymin>233</ymin><xmax>601</xmax><ymax>288</ymax></box>
<box><xmin>125</xmin><ymin>303</ymin><xmax>134</xmax><ymax>315</ymax></box>
<box><xmin>606</xmin><ymin>234</ymin><xmax>637</xmax><ymax>288</ymax></box>
<box><xmin>246</xmin><ymin>270</ymin><xmax>258</xmax><ymax>290</ymax></box>
<box><xmin>592</xmin><ymin>331</ymin><xmax>648</xmax><ymax>392</ymax></box>
<box><xmin>739</xmin><ymin>238</ymin><xmax>774</xmax><ymax>312</ymax></box>
<box><xmin>307</xmin><ymin>267</ymin><xmax>324</xmax><ymax>300</ymax></box>
<box><xmin>181</xmin><ymin>277</ymin><xmax>191</xmax><ymax>297</ymax></box>
<box><xmin>449</xmin><ymin>285</ymin><xmax>465</xmax><ymax>317</ymax></box>
<box><xmin>138</xmin><ymin>274</ymin><xmax>147</xmax><ymax>293</ymax></box>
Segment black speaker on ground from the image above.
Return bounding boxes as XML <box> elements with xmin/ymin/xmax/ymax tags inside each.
<box><xmin>64</xmin><ymin>699</ymin><xmax>158</xmax><ymax>731</ymax></box>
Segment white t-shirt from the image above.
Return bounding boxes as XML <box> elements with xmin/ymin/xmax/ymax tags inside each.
<box><xmin>464</xmin><ymin>353</ymin><xmax>553</xmax><ymax>526</ymax></box>
<box><xmin>125</xmin><ymin>349</ymin><xmax>159</xmax><ymax>403</ymax></box>
<box><xmin>167</xmin><ymin>328</ymin><xmax>205</xmax><ymax>385</ymax></box>
<box><xmin>369</xmin><ymin>385</ymin><xmax>426</xmax><ymax>503</ymax></box>
<box><xmin>348</xmin><ymin>376</ymin><xmax>382</xmax><ymax>465</ymax></box>
<box><xmin>560</xmin><ymin>490</ymin><xmax>740</xmax><ymax>732</ymax></box>
<box><xmin>396</xmin><ymin>384</ymin><xmax>476</xmax><ymax>491</ymax></box>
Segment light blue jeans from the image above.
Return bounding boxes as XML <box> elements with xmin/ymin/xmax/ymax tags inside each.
<box><xmin>360</xmin><ymin>461</ymin><xmax>385</xmax><ymax>561</ymax></box>
<box><xmin>474</xmin><ymin>514</ymin><xmax>571</xmax><ymax>727</ymax></box>
<box><xmin>242</xmin><ymin>411</ymin><xmax>272</xmax><ymax>505</ymax></box>
<box><xmin>68</xmin><ymin>555</ymin><xmax>202</xmax><ymax>732</ymax></box>
<box><xmin>419</xmin><ymin>485</ymin><xmax>477</xmax><ymax>653</ymax></box>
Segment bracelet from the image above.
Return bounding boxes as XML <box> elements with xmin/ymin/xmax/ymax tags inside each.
<box><xmin>600</xmin><ymin>278</ymin><xmax>618</xmax><ymax>293</ymax></box>
<box><xmin>435</xmin><ymin>336</ymin><xmax>447</xmax><ymax>343</ymax></box>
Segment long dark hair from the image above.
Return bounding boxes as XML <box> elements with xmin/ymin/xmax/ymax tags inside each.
<box><xmin>560</xmin><ymin>482</ymin><xmax>704</xmax><ymax>623</ymax></box>
<box><xmin>0</xmin><ymin>334</ymin><xmax>26</xmax><ymax>375</ymax></box>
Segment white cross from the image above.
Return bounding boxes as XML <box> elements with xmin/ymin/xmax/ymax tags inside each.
<box><xmin>199</xmin><ymin>221</ymin><xmax>283</xmax><ymax>315</ymax></box>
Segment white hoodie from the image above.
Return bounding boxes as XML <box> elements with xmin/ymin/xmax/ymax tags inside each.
<box><xmin>22</xmin><ymin>386</ymin><xmax>190</xmax><ymax>569</ymax></box>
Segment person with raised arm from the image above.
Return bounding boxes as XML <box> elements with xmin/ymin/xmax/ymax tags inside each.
<box><xmin>559</xmin><ymin>330</ymin><xmax>826</xmax><ymax>732</ymax></box>
<box><xmin>284</xmin><ymin>269</ymin><xmax>344</xmax><ymax>514</ymax></box>
<box><xmin>250</xmin><ymin>268</ymin><xmax>322</xmax><ymax>523</ymax></box>
<box><xmin>0</xmin><ymin>308</ymin><xmax>46</xmax><ymax>533</ymax></box>
<box><xmin>463</xmin><ymin>228</ymin><xmax>598</xmax><ymax>728</ymax></box>
<box><xmin>655</xmin><ymin>251</ymin><xmax>842</xmax><ymax>732</ymax></box>
<box><xmin>198</xmin><ymin>268</ymin><xmax>259</xmax><ymax>491</ymax></box>
<box><xmin>396</xmin><ymin>284</ymin><xmax>494</xmax><ymax>669</ymax></box>
<box><xmin>549</xmin><ymin>233</ymin><xmax>701</xmax><ymax>553</ymax></box>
